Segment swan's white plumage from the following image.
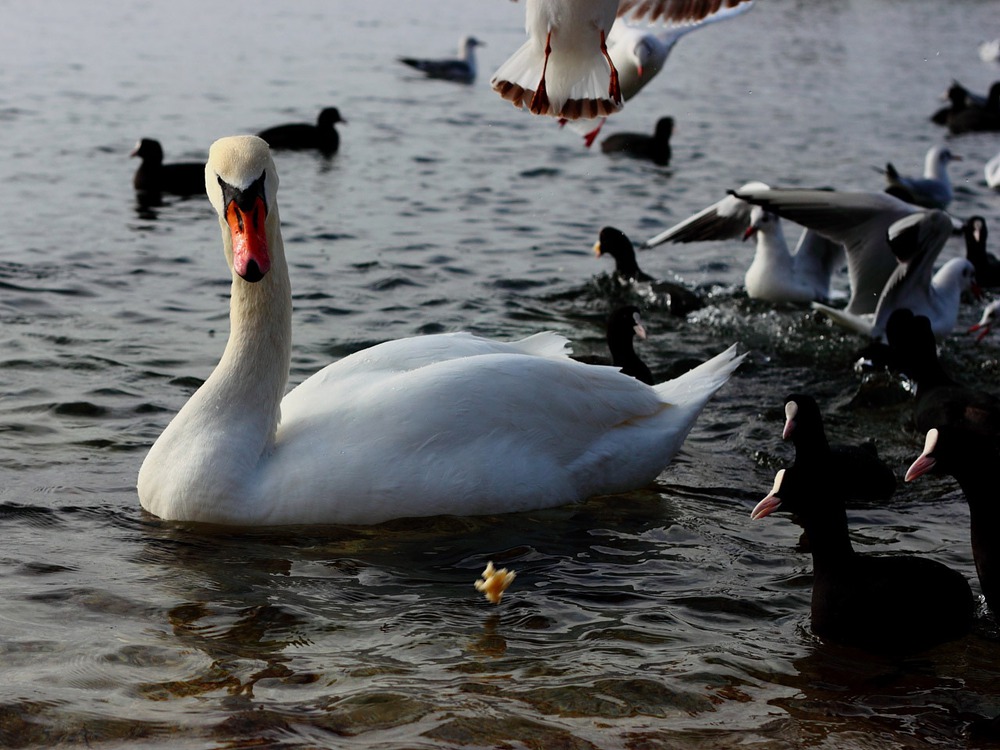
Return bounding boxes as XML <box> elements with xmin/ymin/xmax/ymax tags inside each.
<box><xmin>137</xmin><ymin>135</ymin><xmax>743</xmax><ymax>526</ymax></box>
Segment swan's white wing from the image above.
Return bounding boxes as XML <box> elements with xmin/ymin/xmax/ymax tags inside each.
<box><xmin>265</xmin><ymin>342</ymin><xmax>742</xmax><ymax>524</ymax></box>
<box><xmin>281</xmin><ymin>332</ymin><xmax>571</xmax><ymax>421</ymax></box>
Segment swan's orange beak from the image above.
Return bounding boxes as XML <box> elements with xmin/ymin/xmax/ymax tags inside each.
<box><xmin>225</xmin><ymin>196</ymin><xmax>270</xmax><ymax>282</ymax></box>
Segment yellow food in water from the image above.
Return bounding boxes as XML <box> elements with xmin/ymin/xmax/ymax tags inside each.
<box><xmin>475</xmin><ymin>561</ymin><xmax>516</xmax><ymax>604</ymax></box>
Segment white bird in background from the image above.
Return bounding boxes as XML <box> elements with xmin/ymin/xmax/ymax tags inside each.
<box><xmin>811</xmin><ymin>211</ymin><xmax>978</xmax><ymax>342</ymax></box>
<box><xmin>969</xmin><ymin>299</ymin><xmax>1000</xmax><ymax>342</ymax></box>
<box><xmin>138</xmin><ymin>135</ymin><xmax>745</xmax><ymax>526</ymax></box>
<box><xmin>643</xmin><ymin>183</ymin><xmax>844</xmax><ymax>305</ymax></box>
<box><xmin>979</xmin><ymin>38</ymin><xmax>1000</xmax><ymax>63</ymax></box>
<box><xmin>731</xmin><ymin>186</ymin><xmax>927</xmax><ymax>315</ymax></box>
<box><xmin>492</xmin><ymin>0</ymin><xmax>755</xmax><ymax>119</ymax></box>
<box><xmin>399</xmin><ymin>36</ymin><xmax>485</xmax><ymax>84</ymax></box>
<box><xmin>881</xmin><ymin>145</ymin><xmax>962</xmax><ymax>209</ymax></box>
<box><xmin>986</xmin><ymin>150</ymin><xmax>1000</xmax><ymax>189</ymax></box>
<box><xmin>572</xmin><ymin>3</ymin><xmax>754</xmax><ymax>145</ymax></box>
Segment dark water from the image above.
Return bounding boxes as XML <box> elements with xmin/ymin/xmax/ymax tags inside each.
<box><xmin>2</xmin><ymin>0</ymin><xmax>1000</xmax><ymax>747</ymax></box>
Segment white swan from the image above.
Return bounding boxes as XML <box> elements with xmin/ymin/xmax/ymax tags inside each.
<box><xmin>137</xmin><ymin>135</ymin><xmax>744</xmax><ymax>526</ymax></box>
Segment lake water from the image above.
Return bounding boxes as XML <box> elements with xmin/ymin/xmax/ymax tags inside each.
<box><xmin>2</xmin><ymin>0</ymin><xmax>1000</xmax><ymax>747</ymax></box>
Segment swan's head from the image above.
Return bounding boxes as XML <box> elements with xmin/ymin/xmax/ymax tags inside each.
<box><xmin>206</xmin><ymin>135</ymin><xmax>280</xmax><ymax>283</ymax></box>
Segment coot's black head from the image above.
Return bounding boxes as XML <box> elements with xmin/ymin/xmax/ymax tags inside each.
<box><xmin>654</xmin><ymin>117</ymin><xmax>674</xmax><ymax>138</ymax></box>
<box><xmin>782</xmin><ymin>394</ymin><xmax>824</xmax><ymax>443</ymax></box>
<box><xmin>594</xmin><ymin>226</ymin><xmax>642</xmax><ymax>278</ymax></box>
<box><xmin>607</xmin><ymin>306</ymin><xmax>647</xmax><ymax>342</ymax></box>
<box><xmin>130</xmin><ymin>138</ymin><xmax>164</xmax><ymax>164</ymax></box>
<box><xmin>964</xmin><ymin>216</ymin><xmax>988</xmax><ymax>257</ymax></box>
<box><xmin>318</xmin><ymin>107</ymin><xmax>344</xmax><ymax>129</ymax></box>
<box><xmin>905</xmin><ymin>426</ymin><xmax>990</xmax><ymax>482</ymax></box>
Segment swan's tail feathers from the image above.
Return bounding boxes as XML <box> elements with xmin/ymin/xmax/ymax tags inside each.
<box><xmin>654</xmin><ymin>344</ymin><xmax>745</xmax><ymax>406</ymax></box>
<box><xmin>811</xmin><ymin>302</ymin><xmax>874</xmax><ymax>336</ymax></box>
<box><xmin>491</xmin><ymin>40</ymin><xmax>622</xmax><ymax>120</ymax></box>
<box><xmin>511</xmin><ymin>331</ymin><xmax>573</xmax><ymax>359</ymax></box>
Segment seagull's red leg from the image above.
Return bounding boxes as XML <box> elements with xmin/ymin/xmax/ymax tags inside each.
<box><xmin>600</xmin><ymin>29</ymin><xmax>622</xmax><ymax>105</ymax></box>
<box><xmin>582</xmin><ymin>118</ymin><xmax>606</xmax><ymax>148</ymax></box>
<box><xmin>530</xmin><ymin>31</ymin><xmax>552</xmax><ymax>114</ymax></box>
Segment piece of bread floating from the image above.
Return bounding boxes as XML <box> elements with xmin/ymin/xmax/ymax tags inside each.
<box><xmin>474</xmin><ymin>562</ymin><xmax>516</xmax><ymax>604</ymax></box>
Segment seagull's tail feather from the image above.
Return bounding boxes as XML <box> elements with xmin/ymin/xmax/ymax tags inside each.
<box><xmin>491</xmin><ymin>39</ymin><xmax>622</xmax><ymax>120</ymax></box>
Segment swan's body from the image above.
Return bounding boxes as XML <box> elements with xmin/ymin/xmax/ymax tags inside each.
<box><xmin>138</xmin><ymin>135</ymin><xmax>743</xmax><ymax>526</ymax></box>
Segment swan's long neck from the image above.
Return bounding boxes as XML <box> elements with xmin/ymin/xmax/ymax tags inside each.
<box><xmin>213</xmin><ymin>216</ymin><xmax>292</xmax><ymax>447</ymax></box>
<box><xmin>138</xmin><ymin>209</ymin><xmax>292</xmax><ymax>520</ymax></box>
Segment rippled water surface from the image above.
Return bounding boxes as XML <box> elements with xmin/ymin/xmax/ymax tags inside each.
<box><xmin>2</xmin><ymin>0</ymin><xmax>1000</xmax><ymax>747</ymax></box>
